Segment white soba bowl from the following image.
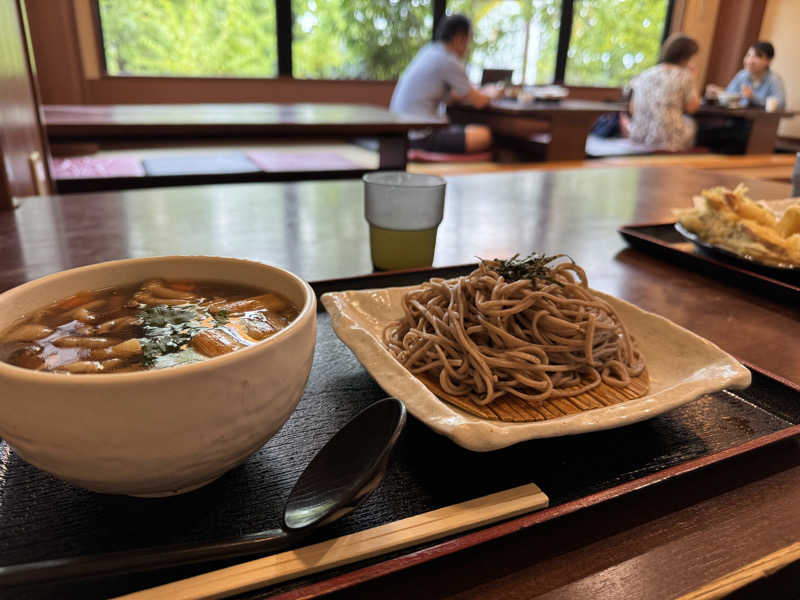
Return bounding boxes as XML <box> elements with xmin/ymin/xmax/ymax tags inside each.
<box><xmin>0</xmin><ymin>256</ymin><xmax>316</xmax><ymax>497</ymax></box>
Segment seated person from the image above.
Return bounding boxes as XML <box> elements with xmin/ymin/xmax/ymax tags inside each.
<box><xmin>706</xmin><ymin>41</ymin><xmax>786</xmax><ymax>110</ymax></box>
<box><xmin>627</xmin><ymin>34</ymin><xmax>701</xmax><ymax>151</ymax></box>
<box><xmin>389</xmin><ymin>14</ymin><xmax>500</xmax><ymax>154</ymax></box>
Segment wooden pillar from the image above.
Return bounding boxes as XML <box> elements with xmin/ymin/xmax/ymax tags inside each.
<box><xmin>0</xmin><ymin>0</ymin><xmax>52</xmax><ymax>209</ymax></box>
<box><xmin>705</xmin><ymin>0</ymin><xmax>768</xmax><ymax>87</ymax></box>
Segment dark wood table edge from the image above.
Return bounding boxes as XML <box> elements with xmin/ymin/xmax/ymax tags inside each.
<box><xmin>275</xmin><ymin>261</ymin><xmax>800</xmax><ymax>598</ymax></box>
<box><xmin>5</xmin><ymin>352</ymin><xmax>797</xmax><ymax>597</ymax></box>
<box><xmin>2</xmin><ymin>261</ymin><xmax>798</xmax><ymax>596</ymax></box>
<box><xmin>447</xmin><ymin>101</ymin><xmax>622</xmax><ymax>119</ymax></box>
<box><xmin>275</xmin><ymin>257</ymin><xmax>800</xmax><ymax>600</ymax></box>
<box><xmin>44</xmin><ymin>124</ymin><xmax>436</xmax><ymax>138</ymax></box>
<box><xmin>53</xmin><ymin>168</ymin><xmax>377</xmax><ymax>194</ymax></box>
<box><xmin>488</xmin><ymin>99</ymin><xmax>626</xmax><ymax>113</ymax></box>
<box><xmin>695</xmin><ymin>105</ymin><xmax>795</xmax><ymax>119</ymax></box>
<box><xmin>270</xmin><ymin>377</ymin><xmax>800</xmax><ymax>600</ymax></box>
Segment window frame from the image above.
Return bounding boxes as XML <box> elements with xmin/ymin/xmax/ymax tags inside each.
<box><xmin>89</xmin><ymin>0</ymin><xmax>109</xmax><ymax>76</ymax></box>
<box><xmin>91</xmin><ymin>0</ymin><xmax>674</xmax><ymax>88</ymax></box>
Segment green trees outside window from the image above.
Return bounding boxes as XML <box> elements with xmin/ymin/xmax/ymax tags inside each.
<box><xmin>96</xmin><ymin>0</ymin><xmax>670</xmax><ymax>86</ymax></box>
<box><xmin>98</xmin><ymin>0</ymin><xmax>277</xmax><ymax>77</ymax></box>
<box><xmin>292</xmin><ymin>0</ymin><xmax>433</xmax><ymax>80</ymax></box>
<box><xmin>447</xmin><ymin>0</ymin><xmax>560</xmax><ymax>85</ymax></box>
<box><xmin>565</xmin><ymin>0</ymin><xmax>669</xmax><ymax>87</ymax></box>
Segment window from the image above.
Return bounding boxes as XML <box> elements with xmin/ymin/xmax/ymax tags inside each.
<box><xmin>448</xmin><ymin>0</ymin><xmax>561</xmax><ymax>85</ymax></box>
<box><xmin>97</xmin><ymin>0</ymin><xmax>277</xmax><ymax>77</ymax></box>
<box><xmin>94</xmin><ymin>0</ymin><xmax>672</xmax><ymax>87</ymax></box>
<box><xmin>565</xmin><ymin>0</ymin><xmax>670</xmax><ymax>87</ymax></box>
<box><xmin>292</xmin><ymin>0</ymin><xmax>433</xmax><ymax>80</ymax></box>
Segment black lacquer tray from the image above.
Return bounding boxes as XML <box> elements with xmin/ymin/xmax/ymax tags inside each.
<box><xmin>673</xmin><ymin>222</ymin><xmax>800</xmax><ymax>272</ymax></box>
<box><xmin>619</xmin><ymin>222</ymin><xmax>800</xmax><ymax>302</ymax></box>
<box><xmin>2</xmin><ymin>266</ymin><xmax>800</xmax><ymax>600</ymax></box>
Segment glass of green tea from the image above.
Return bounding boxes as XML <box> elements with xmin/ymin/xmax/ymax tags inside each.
<box><xmin>363</xmin><ymin>171</ymin><xmax>446</xmax><ymax>271</ymax></box>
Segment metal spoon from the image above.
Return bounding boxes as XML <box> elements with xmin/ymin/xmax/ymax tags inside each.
<box><xmin>0</xmin><ymin>397</ymin><xmax>407</xmax><ymax>588</ymax></box>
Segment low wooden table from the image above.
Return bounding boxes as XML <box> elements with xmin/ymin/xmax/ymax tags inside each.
<box><xmin>695</xmin><ymin>103</ymin><xmax>795</xmax><ymax>154</ymax></box>
<box><xmin>448</xmin><ymin>99</ymin><xmax>625</xmax><ymax>161</ymax></box>
<box><xmin>43</xmin><ymin>103</ymin><xmax>445</xmax><ymax>171</ymax></box>
<box><xmin>1</xmin><ymin>167</ymin><xmax>799</xmax><ymax>599</ymax></box>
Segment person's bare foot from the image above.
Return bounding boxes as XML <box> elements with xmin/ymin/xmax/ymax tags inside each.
<box><xmin>619</xmin><ymin>113</ymin><xmax>631</xmax><ymax>138</ymax></box>
<box><xmin>465</xmin><ymin>124</ymin><xmax>492</xmax><ymax>152</ymax></box>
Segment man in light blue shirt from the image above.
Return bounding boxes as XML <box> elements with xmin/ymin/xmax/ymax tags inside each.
<box><xmin>708</xmin><ymin>41</ymin><xmax>786</xmax><ymax>109</ymax></box>
<box><xmin>699</xmin><ymin>40</ymin><xmax>787</xmax><ymax>153</ymax></box>
<box><xmin>390</xmin><ymin>15</ymin><xmax>499</xmax><ymax>154</ymax></box>
<box><xmin>727</xmin><ymin>41</ymin><xmax>785</xmax><ymax>109</ymax></box>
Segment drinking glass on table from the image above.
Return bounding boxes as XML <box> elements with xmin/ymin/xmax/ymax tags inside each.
<box><xmin>363</xmin><ymin>171</ymin><xmax>446</xmax><ymax>271</ymax></box>
<box><xmin>766</xmin><ymin>96</ymin><xmax>779</xmax><ymax>112</ymax></box>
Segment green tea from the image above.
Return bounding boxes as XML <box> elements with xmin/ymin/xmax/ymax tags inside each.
<box><xmin>369</xmin><ymin>225</ymin><xmax>438</xmax><ymax>271</ymax></box>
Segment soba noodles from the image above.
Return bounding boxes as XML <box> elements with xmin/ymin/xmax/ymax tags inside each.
<box><xmin>384</xmin><ymin>255</ymin><xmax>645</xmax><ymax>407</ymax></box>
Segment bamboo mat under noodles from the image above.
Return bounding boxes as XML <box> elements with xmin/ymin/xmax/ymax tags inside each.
<box><xmin>418</xmin><ymin>370</ymin><xmax>650</xmax><ymax>422</ymax></box>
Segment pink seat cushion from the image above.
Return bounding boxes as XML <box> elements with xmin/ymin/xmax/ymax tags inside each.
<box><xmin>50</xmin><ymin>156</ymin><xmax>145</xmax><ymax>179</ymax></box>
<box><xmin>247</xmin><ymin>151</ymin><xmax>361</xmax><ymax>172</ymax></box>
<box><xmin>407</xmin><ymin>149</ymin><xmax>493</xmax><ymax>163</ymax></box>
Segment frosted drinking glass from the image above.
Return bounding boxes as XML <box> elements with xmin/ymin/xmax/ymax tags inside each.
<box><xmin>363</xmin><ymin>172</ymin><xmax>446</xmax><ymax>270</ymax></box>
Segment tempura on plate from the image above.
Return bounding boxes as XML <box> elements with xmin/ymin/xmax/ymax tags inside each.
<box><xmin>676</xmin><ymin>184</ymin><xmax>800</xmax><ymax>266</ymax></box>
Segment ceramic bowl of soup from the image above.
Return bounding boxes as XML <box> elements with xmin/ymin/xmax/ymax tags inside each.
<box><xmin>0</xmin><ymin>256</ymin><xmax>316</xmax><ymax>496</ymax></box>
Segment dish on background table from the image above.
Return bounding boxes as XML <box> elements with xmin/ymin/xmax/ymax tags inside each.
<box><xmin>532</xmin><ymin>85</ymin><xmax>569</xmax><ymax>101</ymax></box>
<box><xmin>321</xmin><ymin>283</ymin><xmax>751</xmax><ymax>452</ymax></box>
<box><xmin>505</xmin><ymin>85</ymin><xmax>568</xmax><ymax>104</ymax></box>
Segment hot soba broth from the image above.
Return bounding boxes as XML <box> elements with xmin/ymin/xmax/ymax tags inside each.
<box><xmin>0</xmin><ymin>279</ymin><xmax>299</xmax><ymax>374</ymax></box>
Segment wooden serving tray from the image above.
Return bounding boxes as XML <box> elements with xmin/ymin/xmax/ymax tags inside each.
<box><xmin>2</xmin><ymin>266</ymin><xmax>800</xmax><ymax>599</ymax></box>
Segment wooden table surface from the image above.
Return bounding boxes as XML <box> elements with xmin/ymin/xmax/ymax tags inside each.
<box><xmin>695</xmin><ymin>104</ymin><xmax>796</xmax><ymax>155</ymax></box>
<box><xmin>2</xmin><ymin>166</ymin><xmax>800</xmax><ymax>598</ymax></box>
<box><xmin>42</xmin><ymin>103</ymin><xmax>444</xmax><ymax>137</ymax></box>
<box><xmin>695</xmin><ymin>103</ymin><xmax>794</xmax><ymax>120</ymax></box>
<box><xmin>43</xmin><ymin>103</ymin><xmax>445</xmax><ymax>170</ymax></box>
<box><xmin>489</xmin><ymin>98</ymin><xmax>626</xmax><ymax>114</ymax></box>
<box><xmin>448</xmin><ymin>99</ymin><xmax>624</xmax><ymax>162</ymax></box>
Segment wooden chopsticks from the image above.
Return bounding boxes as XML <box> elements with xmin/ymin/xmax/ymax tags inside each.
<box><xmin>115</xmin><ymin>483</ymin><xmax>548</xmax><ymax>600</ymax></box>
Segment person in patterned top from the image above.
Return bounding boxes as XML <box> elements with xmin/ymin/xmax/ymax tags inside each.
<box><xmin>628</xmin><ymin>34</ymin><xmax>701</xmax><ymax>151</ymax></box>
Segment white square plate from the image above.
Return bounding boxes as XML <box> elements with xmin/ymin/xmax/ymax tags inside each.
<box><xmin>321</xmin><ymin>285</ymin><xmax>751</xmax><ymax>451</ymax></box>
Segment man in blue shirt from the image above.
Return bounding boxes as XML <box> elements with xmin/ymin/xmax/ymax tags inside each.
<box><xmin>699</xmin><ymin>41</ymin><xmax>787</xmax><ymax>153</ymax></box>
<box><xmin>707</xmin><ymin>41</ymin><xmax>786</xmax><ymax>109</ymax></box>
<box><xmin>390</xmin><ymin>15</ymin><xmax>500</xmax><ymax>154</ymax></box>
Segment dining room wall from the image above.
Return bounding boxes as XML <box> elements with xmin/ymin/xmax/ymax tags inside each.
<box><xmin>760</xmin><ymin>0</ymin><xmax>800</xmax><ymax>138</ymax></box>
